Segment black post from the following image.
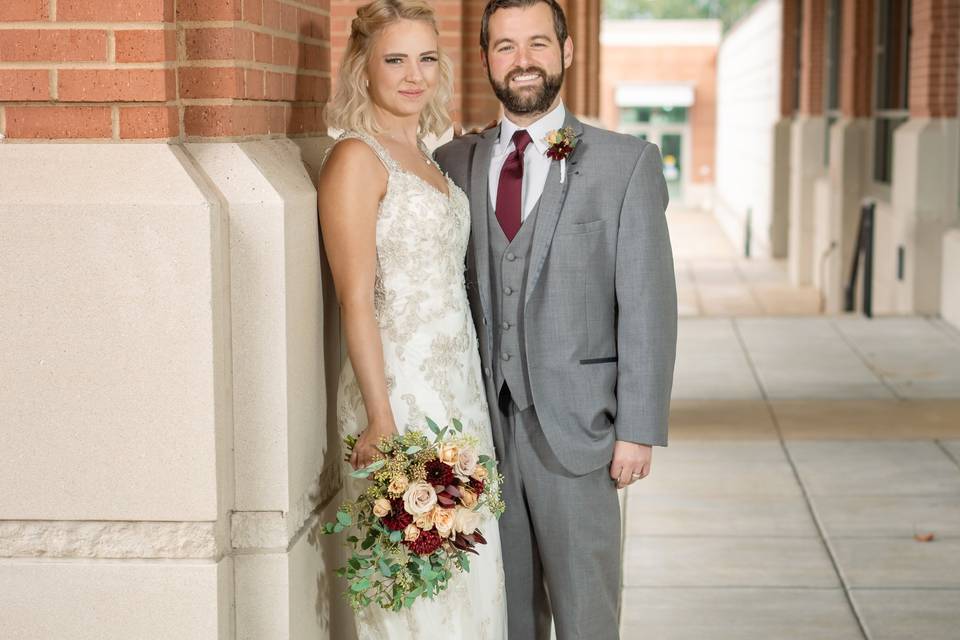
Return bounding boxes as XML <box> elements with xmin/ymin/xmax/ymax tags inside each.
<box><xmin>862</xmin><ymin>202</ymin><xmax>875</xmax><ymax>318</ymax></box>
<box><xmin>744</xmin><ymin>208</ymin><xmax>752</xmax><ymax>258</ymax></box>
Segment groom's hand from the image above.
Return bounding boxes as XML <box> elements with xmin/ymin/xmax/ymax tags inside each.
<box><xmin>610</xmin><ymin>441</ymin><xmax>653</xmax><ymax>489</ymax></box>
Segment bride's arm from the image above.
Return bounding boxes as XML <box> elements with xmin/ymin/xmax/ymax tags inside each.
<box><xmin>318</xmin><ymin>139</ymin><xmax>396</xmax><ymax>470</ymax></box>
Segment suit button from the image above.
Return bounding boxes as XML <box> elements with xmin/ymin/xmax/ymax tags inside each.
<box><xmin>482</xmin><ymin>317</ymin><xmax>488</xmax><ymax>326</ymax></box>
<box><xmin>502</xmin><ymin>321</ymin><xmax>511</xmax><ymax>330</ymax></box>
<box><xmin>503</xmin><ymin>286</ymin><xmax>513</xmax><ymax>295</ymax></box>
<box><xmin>505</xmin><ymin>252</ymin><xmax>517</xmax><ymax>262</ymax></box>
<box><xmin>484</xmin><ymin>367</ymin><xmax>491</xmax><ymax>378</ymax></box>
<box><xmin>501</xmin><ymin>353</ymin><xmax>511</xmax><ymax>361</ymax></box>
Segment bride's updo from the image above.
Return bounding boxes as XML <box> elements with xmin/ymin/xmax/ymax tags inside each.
<box><xmin>324</xmin><ymin>0</ymin><xmax>454</xmax><ymax>137</ymax></box>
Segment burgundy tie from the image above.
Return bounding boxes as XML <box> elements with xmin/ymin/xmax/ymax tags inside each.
<box><xmin>496</xmin><ymin>129</ymin><xmax>532</xmax><ymax>242</ymax></box>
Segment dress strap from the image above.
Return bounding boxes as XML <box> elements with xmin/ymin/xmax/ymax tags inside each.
<box><xmin>337</xmin><ymin>130</ymin><xmax>400</xmax><ymax>174</ymax></box>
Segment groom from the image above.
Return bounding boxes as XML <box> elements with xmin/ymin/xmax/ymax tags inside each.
<box><xmin>435</xmin><ymin>0</ymin><xmax>677</xmax><ymax>637</ymax></box>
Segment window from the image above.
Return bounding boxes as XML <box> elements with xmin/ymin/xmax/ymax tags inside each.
<box><xmin>873</xmin><ymin>0</ymin><xmax>911</xmax><ymax>184</ymax></box>
<box><xmin>619</xmin><ymin>106</ymin><xmax>688</xmax><ymax>125</ymax></box>
<box><xmin>824</xmin><ymin>0</ymin><xmax>842</xmax><ymax>165</ymax></box>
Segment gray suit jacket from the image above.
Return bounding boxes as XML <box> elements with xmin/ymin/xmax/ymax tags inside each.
<box><xmin>435</xmin><ymin>113</ymin><xmax>678</xmax><ymax>474</ymax></box>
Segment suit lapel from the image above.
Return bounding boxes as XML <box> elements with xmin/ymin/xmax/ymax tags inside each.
<box><xmin>469</xmin><ymin>127</ymin><xmax>498</xmax><ymax>318</ymax></box>
<box><xmin>525</xmin><ymin>113</ymin><xmax>584</xmax><ymax>304</ymax></box>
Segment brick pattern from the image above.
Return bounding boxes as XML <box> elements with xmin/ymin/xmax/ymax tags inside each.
<box><xmin>839</xmin><ymin>0</ymin><xmax>873</xmax><ymax>118</ymax></box>
<box><xmin>780</xmin><ymin>0</ymin><xmax>799</xmax><ymax>117</ymax></box>
<box><xmin>600</xmin><ymin>41</ymin><xmax>717</xmax><ymax>185</ymax></box>
<box><xmin>0</xmin><ymin>0</ymin><xmax>330</xmax><ymax>140</ymax></box>
<box><xmin>910</xmin><ymin>0</ymin><xmax>959</xmax><ymax>118</ymax></box>
<box><xmin>798</xmin><ymin>0</ymin><xmax>825</xmax><ymax>115</ymax></box>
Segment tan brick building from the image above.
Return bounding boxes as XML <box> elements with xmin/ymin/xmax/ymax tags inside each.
<box><xmin>600</xmin><ymin>19</ymin><xmax>720</xmax><ymax>208</ymax></box>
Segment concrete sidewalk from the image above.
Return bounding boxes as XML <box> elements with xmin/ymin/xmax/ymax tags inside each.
<box><xmin>621</xmin><ymin>316</ymin><xmax>960</xmax><ymax>639</ymax></box>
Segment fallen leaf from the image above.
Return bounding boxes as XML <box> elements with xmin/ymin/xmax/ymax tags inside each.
<box><xmin>914</xmin><ymin>532</ymin><xmax>935</xmax><ymax>542</ymax></box>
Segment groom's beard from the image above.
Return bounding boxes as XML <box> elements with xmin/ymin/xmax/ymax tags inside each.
<box><xmin>488</xmin><ymin>65</ymin><xmax>564</xmax><ymax>116</ymax></box>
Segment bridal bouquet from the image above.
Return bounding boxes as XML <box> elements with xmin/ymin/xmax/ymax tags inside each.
<box><xmin>323</xmin><ymin>418</ymin><xmax>504</xmax><ymax>611</ymax></box>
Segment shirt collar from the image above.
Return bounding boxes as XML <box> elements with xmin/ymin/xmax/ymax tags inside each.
<box><xmin>497</xmin><ymin>101</ymin><xmax>567</xmax><ymax>155</ymax></box>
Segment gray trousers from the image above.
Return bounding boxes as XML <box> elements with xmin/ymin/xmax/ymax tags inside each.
<box><xmin>494</xmin><ymin>389</ymin><xmax>621</xmax><ymax>640</ymax></box>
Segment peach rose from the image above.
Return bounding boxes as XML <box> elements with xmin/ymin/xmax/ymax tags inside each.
<box><xmin>453</xmin><ymin>506</ymin><xmax>483</xmax><ymax>535</ymax></box>
<box><xmin>454</xmin><ymin>447</ymin><xmax>478</xmax><ymax>477</ymax></box>
<box><xmin>372</xmin><ymin>498</ymin><xmax>391</xmax><ymax>518</ymax></box>
<box><xmin>438</xmin><ymin>443</ymin><xmax>461</xmax><ymax>466</ymax></box>
<box><xmin>403</xmin><ymin>524</ymin><xmax>421</xmax><ymax>542</ymax></box>
<box><xmin>432</xmin><ymin>506</ymin><xmax>455</xmax><ymax>538</ymax></box>
<box><xmin>388</xmin><ymin>474</ymin><xmax>409</xmax><ymax>496</ymax></box>
<box><xmin>472</xmin><ymin>465</ymin><xmax>488</xmax><ymax>482</ymax></box>
<box><xmin>459</xmin><ymin>487</ymin><xmax>478</xmax><ymax>508</ymax></box>
<box><xmin>414</xmin><ymin>511</ymin><xmax>435</xmax><ymax>531</ymax></box>
<box><xmin>402</xmin><ymin>481</ymin><xmax>437</xmax><ymax>516</ymax></box>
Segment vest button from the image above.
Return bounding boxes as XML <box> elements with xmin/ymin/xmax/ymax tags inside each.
<box><xmin>502</xmin><ymin>321</ymin><xmax>511</xmax><ymax>330</ymax></box>
<box><xmin>484</xmin><ymin>367</ymin><xmax>492</xmax><ymax>378</ymax></box>
<box><xmin>505</xmin><ymin>252</ymin><xmax>517</xmax><ymax>262</ymax></box>
<box><xmin>501</xmin><ymin>353</ymin><xmax>511</xmax><ymax>361</ymax></box>
<box><xmin>503</xmin><ymin>286</ymin><xmax>513</xmax><ymax>295</ymax></box>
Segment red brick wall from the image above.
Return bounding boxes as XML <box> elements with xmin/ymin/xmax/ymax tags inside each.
<box><xmin>600</xmin><ymin>41</ymin><xmax>717</xmax><ymax>186</ymax></box>
<box><xmin>910</xmin><ymin>0</ymin><xmax>959</xmax><ymax>118</ymax></box>
<box><xmin>839</xmin><ymin>0</ymin><xmax>873</xmax><ymax>118</ymax></box>
<box><xmin>798</xmin><ymin>0</ymin><xmax>825</xmax><ymax>116</ymax></box>
<box><xmin>780</xmin><ymin>0</ymin><xmax>800</xmax><ymax>117</ymax></box>
<box><xmin>0</xmin><ymin>0</ymin><xmax>331</xmax><ymax>140</ymax></box>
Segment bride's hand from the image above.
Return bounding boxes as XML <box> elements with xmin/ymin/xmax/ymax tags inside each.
<box><xmin>351</xmin><ymin>420</ymin><xmax>399</xmax><ymax>470</ymax></box>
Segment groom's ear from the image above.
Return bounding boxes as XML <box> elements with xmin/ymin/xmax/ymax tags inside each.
<box><xmin>562</xmin><ymin>36</ymin><xmax>574</xmax><ymax>70</ymax></box>
<box><xmin>480</xmin><ymin>47</ymin><xmax>489</xmax><ymax>73</ymax></box>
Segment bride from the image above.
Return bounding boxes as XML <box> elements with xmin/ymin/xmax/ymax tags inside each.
<box><xmin>317</xmin><ymin>0</ymin><xmax>508</xmax><ymax>637</ymax></box>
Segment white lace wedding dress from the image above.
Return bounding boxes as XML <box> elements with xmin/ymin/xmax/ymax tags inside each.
<box><xmin>333</xmin><ymin>131</ymin><xmax>508</xmax><ymax>639</ymax></box>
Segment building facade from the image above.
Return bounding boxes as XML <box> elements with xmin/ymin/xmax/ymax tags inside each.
<box><xmin>0</xmin><ymin>0</ymin><xmax>599</xmax><ymax>638</ymax></box>
<box><xmin>716</xmin><ymin>0</ymin><xmax>959</xmax><ymax>315</ymax></box>
<box><xmin>600</xmin><ymin>19</ymin><xmax>720</xmax><ymax>209</ymax></box>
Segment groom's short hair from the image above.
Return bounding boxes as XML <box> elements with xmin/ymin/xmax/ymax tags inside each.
<box><xmin>479</xmin><ymin>0</ymin><xmax>569</xmax><ymax>52</ymax></box>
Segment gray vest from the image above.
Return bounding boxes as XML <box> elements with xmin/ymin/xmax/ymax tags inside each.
<box><xmin>489</xmin><ymin>195</ymin><xmax>541</xmax><ymax>412</ymax></box>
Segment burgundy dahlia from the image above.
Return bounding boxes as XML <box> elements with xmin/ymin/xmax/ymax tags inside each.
<box><xmin>425</xmin><ymin>458</ymin><xmax>454</xmax><ymax>487</ymax></box>
<box><xmin>469</xmin><ymin>478</ymin><xmax>485</xmax><ymax>494</ymax></box>
<box><xmin>404</xmin><ymin>528</ymin><xmax>443</xmax><ymax>555</ymax></box>
<box><xmin>546</xmin><ymin>143</ymin><xmax>573</xmax><ymax>161</ymax></box>
<box><xmin>381</xmin><ymin>497</ymin><xmax>413</xmax><ymax>532</ymax></box>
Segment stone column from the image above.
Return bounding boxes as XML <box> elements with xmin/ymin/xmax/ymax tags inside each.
<box><xmin>818</xmin><ymin>0</ymin><xmax>873</xmax><ymax>313</ymax></box>
<box><xmin>888</xmin><ymin>0</ymin><xmax>960</xmax><ymax>314</ymax></box>
<box><xmin>771</xmin><ymin>0</ymin><xmax>802</xmax><ymax>260</ymax></box>
<box><xmin>0</xmin><ymin>1</ymin><xmax>340</xmax><ymax>638</ymax></box>
<box><xmin>787</xmin><ymin>0</ymin><xmax>826</xmax><ymax>286</ymax></box>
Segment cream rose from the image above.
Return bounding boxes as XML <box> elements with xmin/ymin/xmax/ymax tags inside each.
<box><xmin>454</xmin><ymin>447</ymin><xmax>478</xmax><ymax>477</ymax></box>
<box><xmin>372</xmin><ymin>498</ymin><xmax>391</xmax><ymax>518</ymax></box>
<box><xmin>472</xmin><ymin>465</ymin><xmax>488</xmax><ymax>482</ymax></box>
<box><xmin>453</xmin><ymin>506</ymin><xmax>483</xmax><ymax>535</ymax></box>
<box><xmin>459</xmin><ymin>487</ymin><xmax>478</xmax><ymax>508</ymax></box>
<box><xmin>438</xmin><ymin>443</ymin><xmax>461</xmax><ymax>466</ymax></box>
<box><xmin>414</xmin><ymin>511</ymin><xmax>435</xmax><ymax>531</ymax></box>
<box><xmin>388</xmin><ymin>474</ymin><xmax>409</xmax><ymax>496</ymax></box>
<box><xmin>403</xmin><ymin>524</ymin><xmax>421</xmax><ymax>542</ymax></box>
<box><xmin>432</xmin><ymin>506</ymin><xmax>455</xmax><ymax>538</ymax></box>
<box><xmin>402</xmin><ymin>481</ymin><xmax>437</xmax><ymax>516</ymax></box>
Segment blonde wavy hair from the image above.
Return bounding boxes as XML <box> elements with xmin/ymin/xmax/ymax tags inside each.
<box><xmin>325</xmin><ymin>0</ymin><xmax>454</xmax><ymax>137</ymax></box>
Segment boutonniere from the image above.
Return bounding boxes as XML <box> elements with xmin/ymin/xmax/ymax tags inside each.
<box><xmin>544</xmin><ymin>127</ymin><xmax>580</xmax><ymax>184</ymax></box>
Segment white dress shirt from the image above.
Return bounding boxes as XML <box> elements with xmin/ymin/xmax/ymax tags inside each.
<box><xmin>489</xmin><ymin>101</ymin><xmax>567</xmax><ymax>221</ymax></box>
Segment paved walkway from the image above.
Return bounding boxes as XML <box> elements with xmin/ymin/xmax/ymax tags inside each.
<box><xmin>619</xmin><ymin>211</ymin><xmax>960</xmax><ymax>639</ymax></box>
<box><xmin>669</xmin><ymin>208</ymin><xmax>821</xmax><ymax>317</ymax></box>
<box><xmin>622</xmin><ymin>317</ymin><xmax>960</xmax><ymax>638</ymax></box>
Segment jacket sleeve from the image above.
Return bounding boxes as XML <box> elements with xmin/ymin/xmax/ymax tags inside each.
<box><xmin>613</xmin><ymin>142</ymin><xmax>678</xmax><ymax>447</ymax></box>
